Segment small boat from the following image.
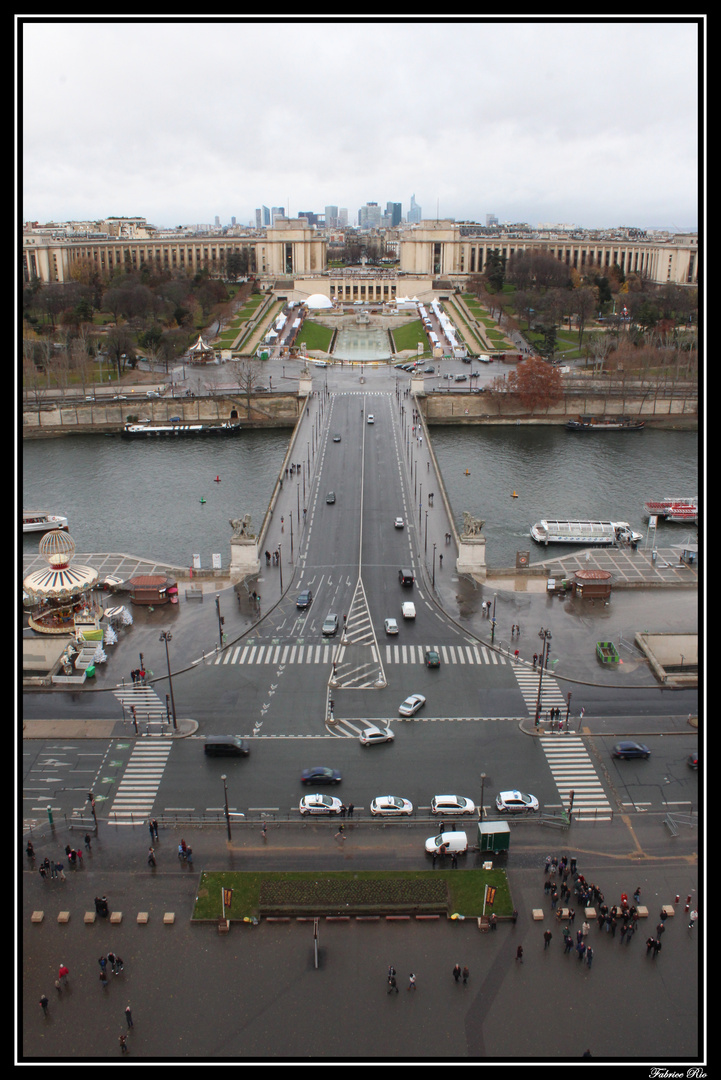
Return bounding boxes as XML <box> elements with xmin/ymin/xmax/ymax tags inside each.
<box><xmin>122</xmin><ymin>421</ymin><xmax>242</xmax><ymax>438</ymax></box>
<box><xmin>644</xmin><ymin>497</ymin><xmax>698</xmax><ymax>524</ymax></box>
<box><xmin>566</xmin><ymin>415</ymin><xmax>645</xmax><ymax>431</ymax></box>
<box><xmin>531</xmin><ymin>519</ymin><xmax>643</xmax><ymax>546</ymax></box>
<box><xmin>23</xmin><ymin>510</ymin><xmax>69</xmax><ymax>533</ymax></box>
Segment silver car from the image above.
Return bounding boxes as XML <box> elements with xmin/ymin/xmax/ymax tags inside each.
<box><xmin>430</xmin><ymin>794</ymin><xmax>476</xmax><ymax>816</ymax></box>
<box><xmin>359</xmin><ymin>725</ymin><xmax>394</xmax><ymax>746</ymax></box>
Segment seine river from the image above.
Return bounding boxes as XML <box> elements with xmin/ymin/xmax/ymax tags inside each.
<box><xmin>22</xmin><ymin>425</ymin><xmax>698</xmax><ymax>570</ymax></box>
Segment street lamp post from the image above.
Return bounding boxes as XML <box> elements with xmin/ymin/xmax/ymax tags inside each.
<box><xmin>278</xmin><ymin>543</ymin><xmax>283</xmax><ymax>592</ymax></box>
<box><xmin>159</xmin><ymin>631</ymin><xmax>177</xmax><ymax>730</ymax></box>
<box><xmin>215</xmin><ymin>594</ymin><xmax>224</xmax><ymax>651</ymax></box>
<box><xmin>221</xmin><ymin>774</ymin><xmax>231</xmax><ymax>840</ymax></box>
<box><xmin>491</xmin><ymin>593</ymin><xmax>497</xmax><ymax>643</ymax></box>
<box><xmin>480</xmin><ymin>772</ymin><xmax>487</xmax><ymax>819</ymax></box>
<box><xmin>432</xmin><ymin>543</ymin><xmax>436</xmax><ymax>588</ymax></box>
<box><xmin>534</xmin><ymin>629</ymin><xmax>553</xmax><ymax>727</ymax></box>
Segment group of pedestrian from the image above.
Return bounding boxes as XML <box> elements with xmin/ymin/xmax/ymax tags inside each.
<box><xmin>480</xmin><ymin>601</ymin><xmax>492</xmax><ymax>618</ymax></box>
<box><xmin>130</xmin><ymin>668</ymin><xmax>146</xmax><ymax>684</ymax></box>
<box><xmin>99</xmin><ymin>952</ymin><xmax>125</xmax><ymax>977</ymax></box>
<box><xmin>177</xmin><ymin>839</ymin><xmax>193</xmax><ymax>864</ymax></box>
<box><xmin>452</xmin><ymin>963</ymin><xmax>470</xmax><ymax>985</ymax></box>
<box><xmin>510</xmin><ymin>624</ymin><xmax>521</xmax><ymax>638</ymax></box>
<box><xmin>38</xmin><ymin>856</ymin><xmax>66</xmax><ymax>882</ymax></box>
<box><xmin>338</xmin><ymin>804</ymin><xmax>354</xmax><ymax>818</ymax></box>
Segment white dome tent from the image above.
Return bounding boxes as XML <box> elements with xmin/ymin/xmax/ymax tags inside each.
<box><xmin>304</xmin><ymin>294</ymin><xmax>333</xmax><ymax>310</ymax></box>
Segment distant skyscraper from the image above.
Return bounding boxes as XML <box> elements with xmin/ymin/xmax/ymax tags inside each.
<box><xmin>408</xmin><ymin>194</ymin><xmax>422</xmax><ymax>223</ymax></box>
<box><xmin>486</xmin><ymin>213</ymin><xmax>498</xmax><ymax>227</ymax></box>
<box><xmin>325</xmin><ymin>205</ymin><xmax>339</xmax><ymax>228</ymax></box>
<box><xmin>338</xmin><ymin>209</ymin><xmax>348</xmax><ymax>227</ymax></box>
<box><xmin>386</xmin><ymin>202</ymin><xmax>402</xmax><ymax>227</ymax></box>
<box><xmin>271</xmin><ymin>207</ymin><xmax>285</xmax><ymax>224</ymax></box>
<box><xmin>358</xmin><ymin>202</ymin><xmax>381</xmax><ymax>229</ymax></box>
<box><xmin>262</xmin><ymin>206</ymin><xmax>270</xmax><ymax>226</ymax></box>
<box><xmin>215</xmin><ymin>215</ymin><xmax>220</xmax><ymax>227</ymax></box>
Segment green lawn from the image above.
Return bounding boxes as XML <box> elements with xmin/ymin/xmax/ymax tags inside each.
<box><xmin>392</xmin><ymin>319</ymin><xmax>428</xmax><ymax>354</ymax></box>
<box><xmin>193</xmin><ymin>868</ymin><xmax>512</xmax><ymax>922</ymax></box>
<box><xmin>296</xmin><ymin>320</ymin><xmax>333</xmax><ymax>352</ymax></box>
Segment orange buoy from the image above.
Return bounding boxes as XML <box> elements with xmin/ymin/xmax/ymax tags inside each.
<box><xmin>464</xmin><ymin>469</ymin><xmax>470</xmax><ymax>476</ymax></box>
<box><xmin>214</xmin><ymin>476</ymin><xmax>221</xmax><ymax>482</ymax></box>
<box><xmin>511</xmin><ymin>491</ymin><xmax>518</xmax><ymax>498</ymax></box>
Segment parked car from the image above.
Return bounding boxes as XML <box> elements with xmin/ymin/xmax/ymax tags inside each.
<box><xmin>495</xmin><ymin>790</ymin><xmax>539</xmax><ymax>813</ymax></box>
<box><xmin>425</xmin><ymin>830</ymin><xmax>468</xmax><ymax>855</ymax></box>
<box><xmin>430</xmin><ymin>794</ymin><xmax>476</xmax><ymax>816</ymax></box>
<box><xmin>612</xmin><ymin>741</ymin><xmax>651</xmax><ymax>760</ymax></box>
<box><xmin>299</xmin><ymin>794</ymin><xmax>342</xmax><ymax>815</ymax></box>
<box><xmin>296</xmin><ymin>589</ymin><xmax>313</xmax><ymax>609</ymax></box>
<box><xmin>398</xmin><ymin>693</ymin><xmax>426</xmax><ymax>717</ymax></box>
<box><xmin>301</xmin><ymin>766</ymin><xmax>341</xmax><ymax>786</ymax></box>
<box><xmin>370</xmin><ymin>795</ymin><xmax>413</xmax><ymax>816</ymax></box>
<box><xmin>425</xmin><ymin>649</ymin><xmax>440</xmax><ymax>668</ymax></box>
<box><xmin>360</xmin><ymin>725</ymin><xmax>394</xmax><ymax>746</ymax></box>
<box><xmin>322</xmin><ymin>613</ymin><xmax>339</xmax><ymax>636</ymax></box>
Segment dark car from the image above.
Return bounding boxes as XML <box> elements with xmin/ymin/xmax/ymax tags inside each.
<box><xmin>612</xmin><ymin>741</ymin><xmax>651</xmax><ymax>760</ymax></box>
<box><xmin>204</xmin><ymin>735</ymin><xmax>250</xmax><ymax>757</ymax></box>
<box><xmin>326</xmin><ymin>491</ymin><xmax>336</xmax><ymax>504</ymax></box>
<box><xmin>425</xmin><ymin>649</ymin><xmax>441</xmax><ymax>668</ymax></box>
<box><xmin>301</xmin><ymin>766</ymin><xmax>341</xmax><ymax>786</ymax></box>
<box><xmin>687</xmin><ymin>753</ymin><xmax>699</xmax><ymax>769</ymax></box>
<box><xmin>296</xmin><ymin>590</ymin><xmax>313</xmax><ymax>609</ymax></box>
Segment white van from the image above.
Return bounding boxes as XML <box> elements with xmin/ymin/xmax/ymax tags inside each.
<box><xmin>401</xmin><ymin>602</ymin><xmax>416</xmax><ymax>619</ymax></box>
<box><xmin>425</xmin><ymin>831</ymin><xmax>468</xmax><ymax>856</ymax></box>
<box><xmin>314</xmin><ymin>360</ymin><xmax>328</xmax><ymax>368</ymax></box>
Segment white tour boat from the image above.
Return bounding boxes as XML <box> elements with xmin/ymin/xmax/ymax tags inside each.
<box><xmin>530</xmin><ymin>519</ymin><xmax>643</xmax><ymax>546</ymax></box>
<box><xmin>23</xmin><ymin>510</ymin><xmax>69</xmax><ymax>534</ymax></box>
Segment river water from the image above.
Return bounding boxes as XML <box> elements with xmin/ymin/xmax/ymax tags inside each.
<box><xmin>22</xmin><ymin>424</ymin><xmax>698</xmax><ymax>571</ymax></box>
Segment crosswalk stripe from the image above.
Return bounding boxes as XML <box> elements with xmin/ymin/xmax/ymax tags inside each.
<box><xmin>212</xmin><ymin>641</ymin><xmax>527</xmax><ymax>667</ymax></box>
<box><xmin>539</xmin><ymin>736</ymin><xmax>612</xmax><ymax>818</ymax></box>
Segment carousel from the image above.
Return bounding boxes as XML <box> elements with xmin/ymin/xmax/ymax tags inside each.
<box><xmin>23</xmin><ymin>529</ymin><xmax>100</xmax><ymax>635</ymax></box>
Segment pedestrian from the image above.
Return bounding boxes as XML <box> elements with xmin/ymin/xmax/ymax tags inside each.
<box><xmin>39</xmin><ymin>995</ymin><xmax>49</xmax><ymax>1016</ymax></box>
<box><xmin>107</xmin><ymin>952</ymin><xmax>117</xmax><ymax>974</ymax></box>
<box><xmin>633</xmin><ymin>886</ymin><xmax>641</xmax><ymax>904</ymax></box>
<box><xmin>99</xmin><ymin>956</ymin><xmax>107</xmax><ymax>972</ymax></box>
<box><xmin>26</xmin><ymin>840</ymin><xmax>35</xmax><ymax>861</ymax></box>
<box><xmin>490</xmin><ymin>913</ymin><xmax>497</xmax><ymax>931</ymax></box>
<box><xmin>387</xmin><ymin>974</ymin><xmax>398</xmax><ymax>994</ymax></box>
<box><xmin>543</xmin><ymin>929</ymin><xmax>552</xmax><ymax>949</ymax></box>
<box><xmin>58</xmin><ymin>964</ymin><xmax>69</xmax><ymax>987</ymax></box>
<box><xmin>119</xmin><ymin>1034</ymin><xmax>128</xmax><ymax>1055</ymax></box>
<box><xmin>56</xmin><ymin>860</ymin><xmax>65</xmax><ymax>881</ymax></box>
<box><xmin>551</xmin><ymin>889</ymin><xmax>558</xmax><ymax>910</ymax></box>
<box><xmin>408</xmin><ymin>973</ymin><xmax>416</xmax><ymax>991</ymax></box>
<box><xmin>152</xmin><ymin>819</ymin><xmax>159</xmax><ymax>841</ymax></box>
<box><xmin>453</xmin><ymin>963</ymin><xmax>462</xmax><ymax>982</ymax></box>
<box><xmin>586</xmin><ymin>946</ymin><xmax>594</xmax><ymax>969</ymax></box>
<box><xmin>462</xmin><ymin>966</ymin><xmax>469</xmax><ymax>985</ymax></box>
<box><xmin>114</xmin><ymin>957</ymin><xmax>124</xmax><ymax>975</ymax></box>
<box><xmin>340</xmin><ymin>804</ymin><xmax>347</xmax><ymax>818</ymax></box>
<box><xmin>261</xmin><ymin>821</ymin><xmax>267</xmax><ymax>841</ymax></box>
<box><xmin>533</xmin><ymin>653</ymin><xmax>538</xmax><ymax>669</ymax></box>
<box><xmin>514</xmin><ymin>649</ymin><xmax>519</xmax><ymax>662</ymax></box>
<box><xmin>147</xmin><ymin>847</ymin><xmax>156</xmax><ymax>866</ymax></box>
<box><xmin>149</xmin><ymin>819</ymin><xmax>155</xmax><ymax>841</ymax></box>
<box><xmin>564</xmin><ymin>934</ymin><xmax>573</xmax><ymax>954</ymax></box>
<box><xmin>581</xmin><ymin>920</ymin><xmax>590</xmax><ymax>938</ymax></box>
<box><xmin>84</xmin><ymin>833</ymin><xmax>92</xmax><ymax>851</ymax></box>
<box><xmin>515</xmin><ymin>946</ymin><xmax>523</xmax><ymax>964</ymax></box>
<box><xmin>688</xmin><ymin>910</ymin><xmax>698</xmax><ymax>930</ymax></box>
<box><xmin>186</xmin><ymin>847</ymin><xmax>193</xmax><ymax>865</ymax></box>
<box><xmin>99</xmin><ymin>970</ymin><xmax>108</xmax><ymax>990</ymax></box>
<box><xmin>347</xmin><ymin>804</ymin><xmax>354</xmax><ymax>817</ymax></box>
<box><xmin>576</xmin><ymin>941</ymin><xmax>586</xmax><ymax>961</ymax></box>
<box><xmin>125</xmin><ymin>1006</ymin><xmax>134</xmax><ymax>1028</ymax></box>
<box><xmin>646</xmin><ymin>936</ymin><xmax>655</xmax><ymax>955</ymax></box>
<box><xmin>625</xmin><ymin>925</ymin><xmax>635</xmax><ymax>945</ymax></box>
<box><xmin>652</xmin><ymin>938</ymin><xmax>662</xmax><ymax>959</ymax></box>
<box><xmin>335</xmin><ymin>825</ymin><xmax>345</xmax><ymax>842</ymax></box>
<box><xmin>451</xmin><ymin>853</ymin><xmax>458</xmax><ymax>869</ymax></box>
<box><xmin>570</xmin><ymin>857</ymin><xmax>577</xmax><ymax>875</ymax></box>
<box><xmin>620</xmin><ymin>923</ymin><xmax>628</xmax><ymax>943</ymax></box>
<box><xmin>75</xmin><ymin>847</ymin><xmax>83</xmax><ymax>867</ymax></box>
<box><xmin>544</xmin><ymin>856</ymin><xmax>551</xmax><ymax>874</ymax></box>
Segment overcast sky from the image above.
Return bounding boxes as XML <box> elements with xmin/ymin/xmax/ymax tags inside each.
<box><xmin>21</xmin><ymin>18</ymin><xmax>701</xmax><ymax>231</ymax></box>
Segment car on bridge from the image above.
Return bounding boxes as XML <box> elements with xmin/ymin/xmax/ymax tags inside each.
<box><xmin>299</xmin><ymin>794</ymin><xmax>342</xmax><ymax>815</ymax></box>
<box><xmin>301</xmin><ymin>766</ymin><xmax>341</xmax><ymax>786</ymax></box>
<box><xmin>370</xmin><ymin>795</ymin><xmax>413</xmax><ymax>816</ymax></box>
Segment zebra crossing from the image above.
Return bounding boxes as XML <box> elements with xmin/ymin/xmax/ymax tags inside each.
<box><xmin>539</xmin><ymin>736</ymin><xmax>613</xmax><ymax>820</ymax></box>
<box><xmin>113</xmin><ymin>683</ymin><xmax>168</xmax><ymax>724</ymax></box>
<box><xmin>107</xmin><ymin>741</ymin><xmax>173</xmax><ymax>821</ymax></box>
<box><xmin>213</xmin><ymin>639</ymin><xmax>509</xmax><ymax>668</ymax></box>
<box><xmin>512</xmin><ymin>664</ymin><xmax>567</xmax><ymax>718</ymax></box>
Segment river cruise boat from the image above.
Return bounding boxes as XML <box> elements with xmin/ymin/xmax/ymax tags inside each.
<box><xmin>531</xmin><ymin>519</ymin><xmax>643</xmax><ymax>546</ymax></box>
<box><xmin>566</xmin><ymin>415</ymin><xmax>645</xmax><ymax>431</ymax></box>
<box><xmin>122</xmin><ymin>421</ymin><xmax>242</xmax><ymax>438</ymax></box>
<box><xmin>23</xmin><ymin>510</ymin><xmax>69</xmax><ymax>533</ymax></box>
<box><xmin>644</xmin><ymin>497</ymin><xmax>698</xmax><ymax>524</ymax></box>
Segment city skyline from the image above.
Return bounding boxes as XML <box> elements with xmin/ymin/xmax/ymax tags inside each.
<box><xmin>21</xmin><ymin>18</ymin><xmax>701</xmax><ymax>231</ymax></box>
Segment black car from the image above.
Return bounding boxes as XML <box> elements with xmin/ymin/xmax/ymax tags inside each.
<box><xmin>204</xmin><ymin>735</ymin><xmax>250</xmax><ymax>757</ymax></box>
<box><xmin>612</xmin><ymin>741</ymin><xmax>651</xmax><ymax>760</ymax></box>
<box><xmin>301</xmin><ymin>766</ymin><xmax>341</xmax><ymax>786</ymax></box>
<box><xmin>296</xmin><ymin>590</ymin><xmax>313</xmax><ymax>609</ymax></box>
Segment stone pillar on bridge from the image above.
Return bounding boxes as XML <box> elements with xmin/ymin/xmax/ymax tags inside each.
<box><xmin>456</xmin><ymin>512</ymin><xmax>487</xmax><ymax>582</ymax></box>
<box><xmin>229</xmin><ymin>516</ymin><xmax>261</xmax><ymax>577</ymax></box>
